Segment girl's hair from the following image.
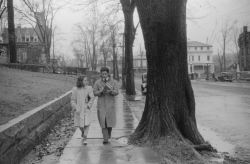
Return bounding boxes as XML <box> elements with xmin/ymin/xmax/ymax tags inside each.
<box><xmin>76</xmin><ymin>75</ymin><xmax>87</xmax><ymax>88</ymax></box>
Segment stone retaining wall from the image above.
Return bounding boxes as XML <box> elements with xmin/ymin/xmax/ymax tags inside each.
<box><xmin>0</xmin><ymin>91</ymin><xmax>72</xmax><ymax>164</ymax></box>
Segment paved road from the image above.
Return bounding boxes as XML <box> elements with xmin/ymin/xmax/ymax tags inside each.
<box><xmin>134</xmin><ymin>78</ymin><xmax>250</xmax><ymax>161</ymax></box>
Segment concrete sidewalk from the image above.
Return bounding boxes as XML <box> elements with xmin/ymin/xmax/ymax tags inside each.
<box><xmin>59</xmin><ymin>92</ymin><xmax>160</xmax><ymax>164</ymax></box>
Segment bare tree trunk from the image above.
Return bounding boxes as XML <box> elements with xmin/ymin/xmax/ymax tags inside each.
<box><xmin>121</xmin><ymin>33</ymin><xmax>126</xmax><ymax>89</ymax></box>
<box><xmin>7</xmin><ymin>0</ymin><xmax>16</xmax><ymax>63</ymax></box>
<box><xmin>120</xmin><ymin>0</ymin><xmax>136</xmax><ymax>95</ymax></box>
<box><xmin>131</xmin><ymin>0</ymin><xmax>205</xmax><ymax>145</ymax></box>
<box><xmin>223</xmin><ymin>38</ymin><xmax>226</xmax><ymax>71</ymax></box>
<box><xmin>112</xmin><ymin>45</ymin><xmax>119</xmax><ymax>80</ymax></box>
<box><xmin>111</xmin><ymin>30</ymin><xmax>119</xmax><ymax>80</ymax></box>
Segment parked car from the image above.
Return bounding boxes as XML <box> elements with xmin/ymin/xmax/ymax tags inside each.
<box><xmin>141</xmin><ymin>73</ymin><xmax>147</xmax><ymax>94</ymax></box>
<box><xmin>217</xmin><ymin>72</ymin><xmax>233</xmax><ymax>82</ymax></box>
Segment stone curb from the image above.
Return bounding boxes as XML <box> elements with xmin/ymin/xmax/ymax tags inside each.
<box><xmin>0</xmin><ymin>91</ymin><xmax>72</xmax><ymax>164</ymax></box>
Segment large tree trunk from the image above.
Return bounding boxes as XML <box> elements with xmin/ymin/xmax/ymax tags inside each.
<box><xmin>131</xmin><ymin>0</ymin><xmax>205</xmax><ymax>145</ymax></box>
<box><xmin>7</xmin><ymin>0</ymin><xmax>17</xmax><ymax>63</ymax></box>
<box><xmin>121</xmin><ymin>0</ymin><xmax>136</xmax><ymax>95</ymax></box>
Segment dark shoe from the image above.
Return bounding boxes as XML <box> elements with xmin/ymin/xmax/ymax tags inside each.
<box><xmin>83</xmin><ymin>139</ymin><xmax>88</xmax><ymax>145</ymax></box>
<box><xmin>103</xmin><ymin>141</ymin><xmax>109</xmax><ymax>145</ymax></box>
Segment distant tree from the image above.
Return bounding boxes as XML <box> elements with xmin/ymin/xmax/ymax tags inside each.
<box><xmin>231</xmin><ymin>23</ymin><xmax>240</xmax><ymax>66</ymax></box>
<box><xmin>7</xmin><ymin>0</ymin><xmax>17</xmax><ymax>63</ymax></box>
<box><xmin>220</xmin><ymin>21</ymin><xmax>233</xmax><ymax>72</ymax></box>
<box><xmin>72</xmin><ymin>4</ymin><xmax>102</xmax><ymax>71</ymax></box>
<box><xmin>17</xmin><ymin>0</ymin><xmax>66</xmax><ymax>63</ymax></box>
<box><xmin>120</xmin><ymin>0</ymin><xmax>137</xmax><ymax>95</ymax></box>
<box><xmin>99</xmin><ymin>41</ymin><xmax>111</xmax><ymax>67</ymax></box>
<box><xmin>130</xmin><ymin>0</ymin><xmax>212</xmax><ymax>156</ymax></box>
<box><xmin>104</xmin><ymin>17</ymin><xmax>122</xmax><ymax>81</ymax></box>
<box><xmin>0</xmin><ymin>0</ymin><xmax>7</xmax><ymax>39</ymax></box>
<box><xmin>0</xmin><ymin>0</ymin><xmax>6</xmax><ymax>19</ymax></box>
<box><xmin>73</xmin><ymin>24</ymin><xmax>92</xmax><ymax>68</ymax></box>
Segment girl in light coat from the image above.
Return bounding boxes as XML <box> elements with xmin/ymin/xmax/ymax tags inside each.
<box><xmin>71</xmin><ymin>75</ymin><xmax>95</xmax><ymax>145</ymax></box>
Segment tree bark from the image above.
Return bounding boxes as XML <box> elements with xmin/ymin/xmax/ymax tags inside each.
<box><xmin>111</xmin><ymin>30</ymin><xmax>119</xmax><ymax>81</ymax></box>
<box><xmin>7</xmin><ymin>0</ymin><xmax>17</xmax><ymax>63</ymax></box>
<box><xmin>131</xmin><ymin>0</ymin><xmax>205</xmax><ymax>145</ymax></box>
<box><xmin>120</xmin><ymin>0</ymin><xmax>136</xmax><ymax>95</ymax></box>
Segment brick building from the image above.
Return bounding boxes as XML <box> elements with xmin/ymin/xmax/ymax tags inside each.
<box><xmin>0</xmin><ymin>12</ymin><xmax>48</xmax><ymax>64</ymax></box>
<box><xmin>238</xmin><ymin>26</ymin><xmax>250</xmax><ymax>71</ymax></box>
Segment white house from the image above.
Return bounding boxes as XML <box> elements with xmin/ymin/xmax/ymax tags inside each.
<box><xmin>133</xmin><ymin>41</ymin><xmax>214</xmax><ymax>77</ymax></box>
<box><xmin>187</xmin><ymin>41</ymin><xmax>214</xmax><ymax>78</ymax></box>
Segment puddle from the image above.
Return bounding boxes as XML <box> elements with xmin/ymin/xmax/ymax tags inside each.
<box><xmin>198</xmin><ymin>124</ymin><xmax>235</xmax><ymax>154</ymax></box>
<box><xmin>116</xmin><ymin>137</ymin><xmax>128</xmax><ymax>145</ymax></box>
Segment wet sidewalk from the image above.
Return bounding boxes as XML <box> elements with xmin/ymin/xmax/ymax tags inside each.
<box><xmin>59</xmin><ymin>92</ymin><xmax>160</xmax><ymax>164</ymax></box>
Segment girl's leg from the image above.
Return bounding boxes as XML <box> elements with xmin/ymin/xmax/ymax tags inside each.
<box><xmin>79</xmin><ymin>127</ymin><xmax>84</xmax><ymax>138</ymax></box>
<box><xmin>82</xmin><ymin>125</ymin><xmax>90</xmax><ymax>145</ymax></box>
<box><xmin>83</xmin><ymin>125</ymin><xmax>90</xmax><ymax>138</ymax></box>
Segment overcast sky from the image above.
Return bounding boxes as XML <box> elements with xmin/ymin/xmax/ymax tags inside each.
<box><xmin>15</xmin><ymin>0</ymin><xmax>250</xmax><ymax>59</ymax></box>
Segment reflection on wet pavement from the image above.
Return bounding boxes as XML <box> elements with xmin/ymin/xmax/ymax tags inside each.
<box><xmin>59</xmin><ymin>94</ymin><xmax>160</xmax><ymax>164</ymax></box>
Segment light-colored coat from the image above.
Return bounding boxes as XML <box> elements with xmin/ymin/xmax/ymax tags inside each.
<box><xmin>71</xmin><ymin>86</ymin><xmax>95</xmax><ymax>127</ymax></box>
<box><xmin>93</xmin><ymin>78</ymin><xmax>119</xmax><ymax>128</ymax></box>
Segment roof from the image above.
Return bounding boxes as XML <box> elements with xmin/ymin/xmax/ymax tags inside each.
<box><xmin>16</xmin><ymin>27</ymin><xmax>36</xmax><ymax>36</ymax></box>
<box><xmin>187</xmin><ymin>41</ymin><xmax>212</xmax><ymax>47</ymax></box>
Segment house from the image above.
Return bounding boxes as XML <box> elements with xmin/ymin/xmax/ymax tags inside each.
<box><xmin>132</xmin><ymin>41</ymin><xmax>214</xmax><ymax>77</ymax></box>
<box><xmin>1</xmin><ymin>12</ymin><xmax>49</xmax><ymax>64</ymax></box>
<box><xmin>187</xmin><ymin>41</ymin><xmax>214</xmax><ymax>78</ymax></box>
<box><xmin>238</xmin><ymin>26</ymin><xmax>250</xmax><ymax>71</ymax></box>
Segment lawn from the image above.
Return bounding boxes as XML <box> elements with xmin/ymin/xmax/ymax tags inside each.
<box><xmin>0</xmin><ymin>67</ymin><xmax>76</xmax><ymax>125</ymax></box>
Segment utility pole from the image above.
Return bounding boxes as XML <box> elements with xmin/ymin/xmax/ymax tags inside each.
<box><xmin>7</xmin><ymin>0</ymin><xmax>17</xmax><ymax>63</ymax></box>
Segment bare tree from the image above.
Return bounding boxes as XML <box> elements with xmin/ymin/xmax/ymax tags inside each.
<box><xmin>103</xmin><ymin>17</ymin><xmax>122</xmax><ymax>80</ymax></box>
<box><xmin>73</xmin><ymin>11</ymin><xmax>101</xmax><ymax>71</ymax></box>
<box><xmin>231</xmin><ymin>23</ymin><xmax>240</xmax><ymax>66</ymax></box>
<box><xmin>0</xmin><ymin>0</ymin><xmax>6</xmax><ymax>19</ymax></box>
<box><xmin>99</xmin><ymin>41</ymin><xmax>111</xmax><ymax>67</ymax></box>
<box><xmin>220</xmin><ymin>20</ymin><xmax>233</xmax><ymax>72</ymax></box>
<box><xmin>74</xmin><ymin>0</ymin><xmax>138</xmax><ymax>93</ymax></box>
<box><xmin>120</xmin><ymin>0</ymin><xmax>138</xmax><ymax>95</ymax></box>
<box><xmin>215</xmin><ymin>51</ymin><xmax>223</xmax><ymax>73</ymax></box>
<box><xmin>7</xmin><ymin>0</ymin><xmax>17</xmax><ymax>63</ymax></box>
<box><xmin>73</xmin><ymin>24</ymin><xmax>92</xmax><ymax>68</ymax></box>
<box><xmin>17</xmin><ymin>0</ymin><xmax>66</xmax><ymax>63</ymax></box>
<box><xmin>0</xmin><ymin>0</ymin><xmax>7</xmax><ymax>41</ymax></box>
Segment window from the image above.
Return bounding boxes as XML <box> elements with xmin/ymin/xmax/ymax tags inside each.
<box><xmin>207</xmin><ymin>56</ymin><xmax>210</xmax><ymax>61</ymax></box>
<box><xmin>198</xmin><ymin>56</ymin><xmax>200</xmax><ymax>61</ymax></box>
<box><xmin>26</xmin><ymin>37</ymin><xmax>30</xmax><ymax>42</ymax></box>
<box><xmin>201</xmin><ymin>47</ymin><xmax>203</xmax><ymax>50</ymax></box>
<box><xmin>192</xmin><ymin>56</ymin><xmax>194</xmax><ymax>61</ymax></box>
<box><xmin>34</xmin><ymin>36</ymin><xmax>38</xmax><ymax>42</ymax></box>
<box><xmin>22</xmin><ymin>36</ymin><xmax>25</xmax><ymax>42</ymax></box>
<box><xmin>194</xmin><ymin>47</ymin><xmax>197</xmax><ymax>50</ymax></box>
<box><xmin>30</xmin><ymin>36</ymin><xmax>34</xmax><ymax>42</ymax></box>
<box><xmin>207</xmin><ymin>46</ymin><xmax>210</xmax><ymax>50</ymax></box>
